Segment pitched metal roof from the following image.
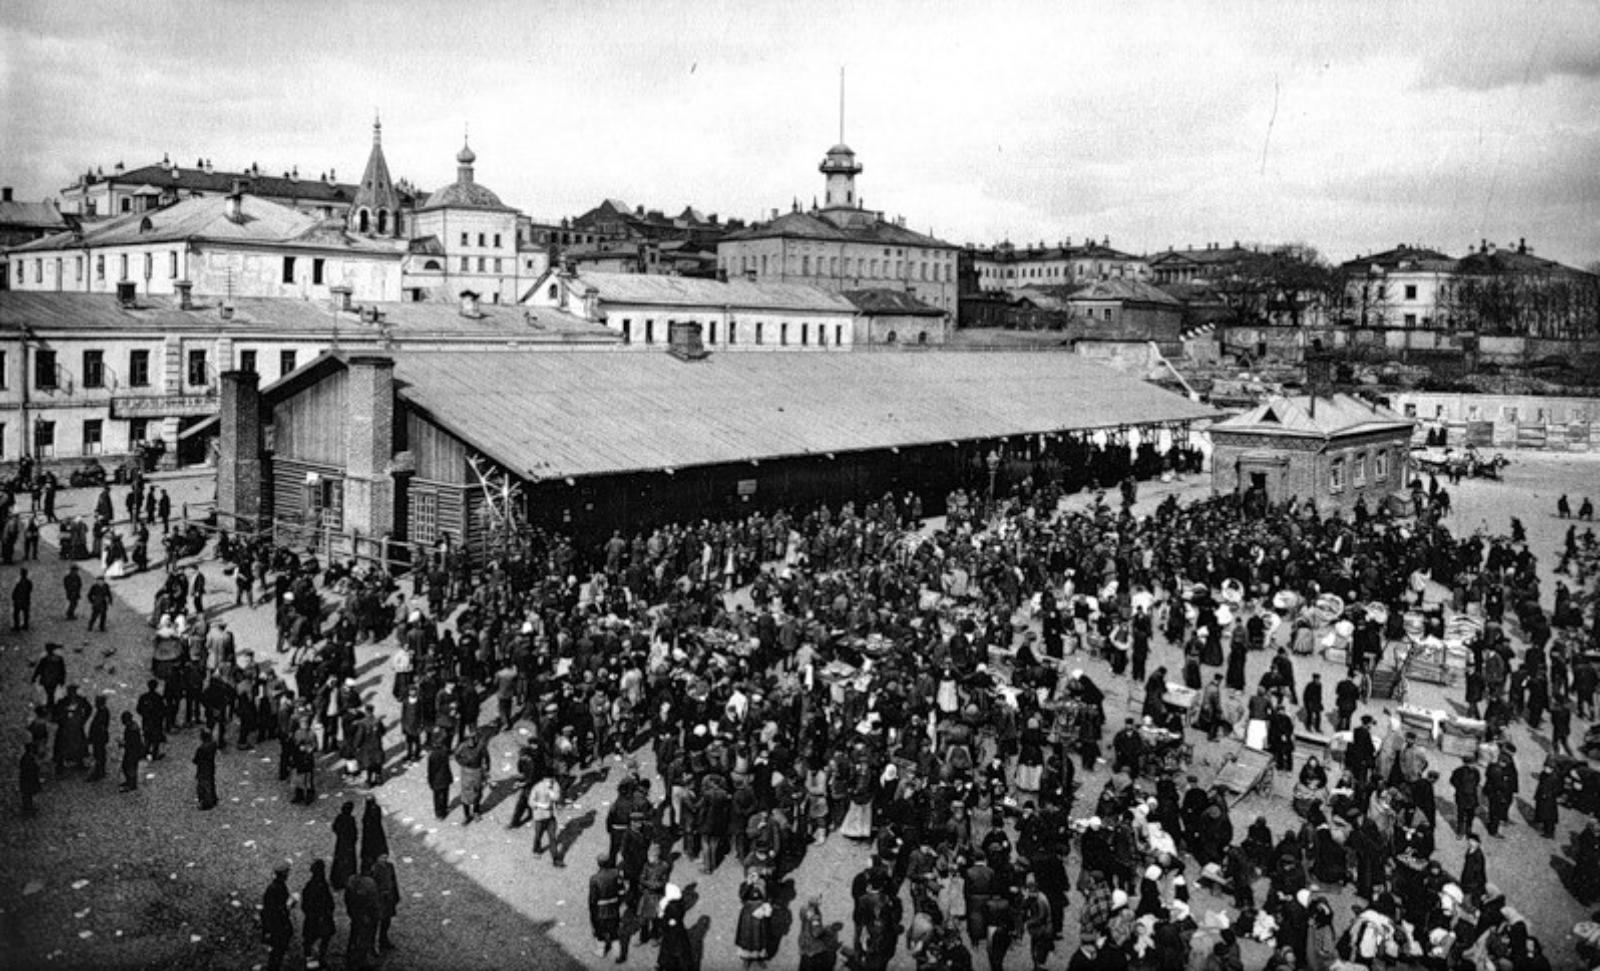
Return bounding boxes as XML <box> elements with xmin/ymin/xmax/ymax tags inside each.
<box><xmin>10</xmin><ymin>194</ymin><xmax>403</xmax><ymax>254</ymax></box>
<box><xmin>841</xmin><ymin>289</ymin><xmax>944</xmax><ymax>316</ymax></box>
<box><xmin>375</xmin><ymin>349</ymin><xmax>1214</xmax><ymax>480</ymax></box>
<box><xmin>0</xmin><ymin>290</ymin><xmax>616</xmax><ymax>343</ymax></box>
<box><xmin>722</xmin><ymin>209</ymin><xmax>956</xmax><ymax>250</ymax></box>
<box><xmin>0</xmin><ymin>199</ymin><xmax>67</xmax><ymax>230</ymax></box>
<box><xmin>72</xmin><ymin>162</ymin><xmax>376</xmax><ymax>205</ymax></box>
<box><xmin>573</xmin><ymin>271</ymin><xmax>857</xmax><ymax>313</ymax></box>
<box><xmin>1214</xmin><ymin>393</ymin><xmax>1412</xmax><ymax>439</ymax></box>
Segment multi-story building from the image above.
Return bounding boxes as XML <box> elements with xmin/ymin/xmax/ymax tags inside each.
<box><xmin>0</xmin><ymin>186</ymin><xmax>69</xmax><ymax>291</ymax></box>
<box><xmin>717</xmin><ymin>142</ymin><xmax>959</xmax><ymax>319</ymax></box>
<box><xmin>1336</xmin><ymin>245</ymin><xmax>1461</xmax><ymax>330</ymax></box>
<box><xmin>525</xmin><ymin>269</ymin><xmax>859</xmax><ymax>350</ymax></box>
<box><xmin>6</xmin><ymin>191</ymin><xmax>409</xmax><ymax>303</ymax></box>
<box><xmin>0</xmin><ymin>289</ymin><xmax>615</xmax><ymax>473</ymax></box>
<box><xmin>1148</xmin><ymin>243</ymin><xmax>1267</xmax><ymax>285</ymax></box>
<box><xmin>966</xmin><ymin>239</ymin><xmax>1150</xmax><ymax>291</ymax></box>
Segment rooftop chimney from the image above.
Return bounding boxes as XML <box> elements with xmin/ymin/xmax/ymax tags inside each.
<box><xmin>115</xmin><ymin>281</ymin><xmax>137</xmax><ymax>308</ymax></box>
<box><xmin>174</xmin><ymin>279</ymin><xmax>194</xmax><ymax>310</ymax></box>
<box><xmin>330</xmin><ymin>284</ymin><xmax>353</xmax><ymax>312</ymax></box>
<box><xmin>225</xmin><ymin>181</ymin><xmax>244</xmax><ymax>222</ymax></box>
<box><xmin>667</xmin><ymin>320</ymin><xmax>710</xmax><ymax>362</ymax></box>
<box><xmin>1</xmin><ymin>187</ymin><xmax>10</xmax><ymax>203</ymax></box>
<box><xmin>1518</xmin><ymin>237</ymin><xmax>1527</xmax><ymax>254</ymax></box>
<box><xmin>204</xmin><ymin>159</ymin><xmax>214</xmax><ymax>174</ymax></box>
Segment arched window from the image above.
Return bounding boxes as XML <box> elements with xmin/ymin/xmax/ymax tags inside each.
<box><xmin>357</xmin><ymin>209</ymin><xmax>369</xmax><ymax>233</ymax></box>
<box><xmin>917</xmin><ymin>331</ymin><xmax>929</xmax><ymax>344</ymax></box>
<box><xmin>423</xmin><ymin>260</ymin><xmax>441</xmax><ymax>271</ymax></box>
<box><xmin>885</xmin><ymin>330</ymin><xmax>898</xmax><ymax>343</ymax></box>
<box><xmin>376</xmin><ymin>209</ymin><xmax>388</xmax><ymax>234</ymax></box>
<box><xmin>547</xmin><ymin>284</ymin><xmax>558</xmax><ymax>300</ymax></box>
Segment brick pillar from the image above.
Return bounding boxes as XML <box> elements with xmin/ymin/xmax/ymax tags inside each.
<box><xmin>217</xmin><ymin>369</ymin><xmax>262</xmax><ymax>532</ymax></box>
<box><xmin>343</xmin><ymin>356</ymin><xmax>395</xmax><ymax>559</ymax></box>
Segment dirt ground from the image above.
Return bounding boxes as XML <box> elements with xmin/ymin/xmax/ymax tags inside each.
<box><xmin>2</xmin><ymin>454</ymin><xmax>1599</xmax><ymax>970</ymax></box>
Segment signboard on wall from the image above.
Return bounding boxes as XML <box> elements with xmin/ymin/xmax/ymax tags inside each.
<box><xmin>737</xmin><ymin>479</ymin><xmax>758</xmax><ymax>496</ymax></box>
<box><xmin>110</xmin><ymin>395</ymin><xmax>219</xmax><ymax>419</ymax></box>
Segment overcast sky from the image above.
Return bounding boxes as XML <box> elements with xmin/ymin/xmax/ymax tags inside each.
<box><xmin>3</xmin><ymin>0</ymin><xmax>1598</xmax><ymax>266</ymax></box>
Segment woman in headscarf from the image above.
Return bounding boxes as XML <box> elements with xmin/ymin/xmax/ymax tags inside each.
<box><xmin>797</xmin><ymin>896</ymin><xmax>841</xmax><ymax>971</ymax></box>
<box><xmin>734</xmin><ymin>870</ymin><xmax>772</xmax><ymax>967</ymax></box>
<box><xmin>1293</xmin><ymin>756</ymin><xmax>1329</xmax><ymax>818</ymax></box>
<box><xmin>656</xmin><ymin>884</ymin><xmax>695</xmax><ymax>971</ymax></box>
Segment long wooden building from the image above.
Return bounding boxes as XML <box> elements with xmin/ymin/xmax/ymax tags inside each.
<box><xmin>218</xmin><ymin>330</ymin><xmax>1216</xmax><ymax>560</ymax></box>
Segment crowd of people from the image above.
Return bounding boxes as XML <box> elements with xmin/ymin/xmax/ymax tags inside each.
<box><xmin>12</xmin><ymin>460</ymin><xmax>1600</xmax><ymax>971</ymax></box>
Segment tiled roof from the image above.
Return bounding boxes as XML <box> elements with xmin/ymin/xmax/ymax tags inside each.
<box><xmin>572</xmin><ymin>271</ymin><xmax>856</xmax><ymax>313</ymax></box>
<box><xmin>722</xmin><ymin>210</ymin><xmax>956</xmax><ymax>250</ymax></box>
<box><xmin>1214</xmin><ymin>393</ymin><xmax>1412</xmax><ymax>439</ymax></box>
<box><xmin>0</xmin><ymin>290</ymin><xmax>616</xmax><ymax>342</ymax></box>
<box><xmin>312</xmin><ymin>349</ymin><xmax>1214</xmax><ymax>480</ymax></box>
<box><xmin>9</xmin><ymin>195</ymin><xmax>403</xmax><ymax>254</ymax></box>
<box><xmin>841</xmin><ymin>289</ymin><xmax>944</xmax><ymax>316</ymax></box>
<box><xmin>0</xmin><ymin>199</ymin><xmax>67</xmax><ymax>230</ymax></box>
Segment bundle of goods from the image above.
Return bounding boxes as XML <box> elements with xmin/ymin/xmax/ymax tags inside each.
<box><xmin>1220</xmin><ymin>578</ymin><xmax>1245</xmax><ymax>605</ymax></box>
<box><xmin>1405</xmin><ymin>636</ymin><xmax>1457</xmax><ymax>685</ymax></box>
<box><xmin>1321</xmin><ymin>619</ymin><xmax>1355</xmax><ymax>664</ymax></box>
<box><xmin>1310</xmin><ymin>593</ymin><xmax>1346</xmax><ymax>628</ymax></box>
<box><xmin>1439</xmin><ymin>715</ymin><xmax>1487</xmax><ymax>758</ymax></box>
<box><xmin>1397</xmin><ymin>703</ymin><xmax>1446</xmax><ymax>743</ymax></box>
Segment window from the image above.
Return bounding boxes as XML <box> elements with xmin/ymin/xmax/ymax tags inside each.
<box><xmin>129</xmin><ymin>418</ymin><xmax>149</xmax><ymax>445</ymax></box>
<box><xmin>312</xmin><ymin>258</ymin><xmax>324</xmax><ymax>285</ymax></box>
<box><xmin>477</xmin><ymin>233</ymin><xmax>486</xmax><ymax>247</ymax></box>
<box><xmin>621</xmin><ymin>319</ymin><xmax>632</xmax><ymax>344</ymax></box>
<box><xmin>306</xmin><ymin>477</ymin><xmax>344</xmax><ymax>529</ymax></box>
<box><xmin>82</xmin><ymin>350</ymin><xmax>105</xmax><ymax>388</ymax></box>
<box><xmin>82</xmin><ymin>419</ymin><xmax>103</xmax><ymax>456</ymax></box>
<box><xmin>780</xmin><ymin>323</ymin><xmax>789</xmax><ymax>346</ymax></box>
<box><xmin>1403</xmin><ymin>314</ymin><xmax>1417</xmax><ymax>328</ymax></box>
<box><xmin>34</xmin><ymin>420</ymin><xmax>55</xmax><ymax>458</ymax></box>
<box><xmin>0</xmin><ymin>350</ymin><xmax>6</xmax><ymax>389</ymax></box>
<box><xmin>280</xmin><ymin>350</ymin><xmax>297</xmax><ymax>376</ymax></box>
<box><xmin>0</xmin><ymin>422</ymin><xmax>5</xmax><ymax>457</ymax></box>
<box><xmin>755</xmin><ymin>322</ymin><xmax>764</xmax><ymax>345</ymax></box>
<box><xmin>493</xmin><ymin>234</ymin><xmax>501</xmax><ymax>248</ymax></box>
<box><xmin>707</xmin><ymin>322</ymin><xmax>717</xmax><ymax>344</ymax></box>
<box><xmin>35</xmin><ymin>349</ymin><xmax>57</xmax><ymax>389</ymax></box>
<box><xmin>547</xmin><ymin>283</ymin><xmax>558</xmax><ymax>300</ymax></box>
<box><xmin>187</xmin><ymin>349</ymin><xmax>208</xmax><ymax>387</ymax></box>
<box><xmin>1329</xmin><ymin>457</ymin><xmax>1345</xmax><ymax>493</ymax></box>
<box><xmin>1403</xmin><ymin>403</ymin><xmax>1417</xmax><ymax>418</ymax></box>
<box><xmin>459</xmin><ymin>257</ymin><xmax>469</xmax><ymax>272</ymax></box>
<box><xmin>1374</xmin><ymin>450</ymin><xmax>1389</xmax><ymax>480</ymax></box>
<box><xmin>128</xmin><ymin>349</ymin><xmax>150</xmax><ymax>387</ymax></box>
<box><xmin>1353</xmin><ymin>453</ymin><xmax>1366</xmax><ymax>486</ymax></box>
<box><xmin>1104</xmin><ymin>308</ymin><xmax>1113</xmax><ymax>320</ymax></box>
<box><xmin>239</xmin><ymin>349</ymin><xmax>257</xmax><ymax>373</ymax></box>
<box><xmin>477</xmin><ymin>257</ymin><xmax>486</xmax><ymax>272</ymax></box>
<box><xmin>282</xmin><ymin>256</ymin><xmax>296</xmax><ymax>284</ymax></box>
<box><xmin>143</xmin><ymin>253</ymin><xmax>152</xmax><ymax>279</ymax></box>
<box><xmin>75</xmin><ymin>256</ymin><xmax>84</xmax><ymax>281</ymax></box>
<box><xmin>412</xmin><ymin>490</ymin><xmax>439</xmax><ymax>544</ymax></box>
<box><xmin>1404</xmin><ymin>285</ymin><xmax>1417</xmax><ymax>300</ymax></box>
<box><xmin>801</xmin><ymin>324</ymin><xmax>809</xmax><ymax>346</ymax></box>
<box><xmin>818</xmin><ymin>326</ymin><xmax>827</xmax><ymax>347</ymax></box>
<box><xmin>168</xmin><ymin>251</ymin><xmax>179</xmax><ymax>279</ymax></box>
<box><xmin>493</xmin><ymin>258</ymin><xmax>502</xmax><ymax>273</ymax></box>
<box><xmin>1502</xmin><ymin>406</ymin><xmax>1518</xmax><ymax>422</ymax></box>
<box><xmin>802</xmin><ymin>256</ymin><xmax>810</xmax><ymax>275</ymax></box>
<box><xmin>728</xmin><ymin>322</ymin><xmax>737</xmax><ymax>345</ymax></box>
<box><xmin>835</xmin><ymin>325</ymin><xmax>843</xmax><ymax>345</ymax></box>
<box><xmin>645</xmin><ymin>320</ymin><xmax>655</xmax><ymax>344</ymax></box>
<box><xmin>121</xmin><ymin>198</ymin><xmax>131</xmax><ymax>213</ymax></box>
<box><xmin>460</xmin><ymin>233</ymin><xmax>469</xmax><ymax>247</ymax></box>
<box><xmin>96</xmin><ymin>256</ymin><xmax>105</xmax><ymax>280</ymax></box>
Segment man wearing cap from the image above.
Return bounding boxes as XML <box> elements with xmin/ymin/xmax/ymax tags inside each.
<box><xmin>1346</xmin><ymin>716</ymin><xmax>1377</xmax><ymax>786</ymax></box>
<box><xmin>260</xmin><ymin>862</ymin><xmax>294</xmax><ymax>971</ymax></box>
<box><xmin>1449</xmin><ymin>755</ymin><xmax>1481</xmax><ymax>839</ymax></box>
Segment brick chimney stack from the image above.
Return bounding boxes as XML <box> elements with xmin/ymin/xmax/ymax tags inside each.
<box><xmin>343</xmin><ymin>356</ymin><xmax>396</xmax><ymax>558</ymax></box>
<box><xmin>218</xmin><ymin>369</ymin><xmax>263</xmax><ymax>532</ymax></box>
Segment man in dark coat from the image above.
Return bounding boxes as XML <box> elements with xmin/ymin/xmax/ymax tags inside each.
<box><xmin>137</xmin><ymin>680</ymin><xmax>167</xmax><ymax>760</ymax></box>
<box><xmin>426</xmin><ymin>735</ymin><xmax>453</xmax><ymax>819</ymax></box>
<box><xmin>87</xmin><ymin>696</ymin><xmax>111</xmax><ymax>781</ymax></box>
<box><xmin>11</xmin><ymin>567</ymin><xmax>33</xmax><ymax>630</ymax></box>
<box><xmin>52</xmin><ymin>684</ymin><xmax>90</xmax><ymax>771</ymax></box>
<box><xmin>261</xmin><ymin>862</ymin><xmax>294</xmax><ymax>971</ymax></box>
<box><xmin>1484</xmin><ymin>756</ymin><xmax>1515</xmax><ymax>837</ymax></box>
<box><xmin>371</xmin><ymin>853</ymin><xmax>400</xmax><ymax>951</ymax></box>
<box><xmin>1302</xmin><ymin>673</ymin><xmax>1324</xmax><ymax>732</ymax></box>
<box><xmin>86</xmin><ymin>575</ymin><xmax>112</xmax><ymax>632</ymax></box>
<box><xmin>193</xmin><ymin>729</ymin><xmax>219</xmax><ymax>809</ymax></box>
<box><xmin>62</xmin><ymin>565</ymin><xmax>83</xmax><ymax>620</ymax></box>
<box><xmin>343</xmin><ymin>864</ymin><xmax>381</xmax><ymax>969</ymax></box>
<box><xmin>31</xmin><ymin>644</ymin><xmax>66</xmax><ymax>707</ymax></box>
<box><xmin>118</xmin><ymin>711</ymin><xmax>145</xmax><ymax>792</ymax></box>
<box><xmin>1346</xmin><ymin>715</ymin><xmax>1377</xmax><ymax>785</ymax></box>
<box><xmin>1449</xmin><ymin>756</ymin><xmax>1481</xmax><ymax>838</ymax></box>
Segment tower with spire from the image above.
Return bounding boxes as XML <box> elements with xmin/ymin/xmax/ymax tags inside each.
<box><xmin>349</xmin><ymin>114</ymin><xmax>402</xmax><ymax>237</ymax></box>
<box><xmin>819</xmin><ymin>69</ymin><xmax>862</xmax><ymax>211</ymax></box>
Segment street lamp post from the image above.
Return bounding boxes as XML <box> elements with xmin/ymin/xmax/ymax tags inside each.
<box><xmin>985</xmin><ymin>448</ymin><xmax>1001</xmax><ymax>511</ymax></box>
